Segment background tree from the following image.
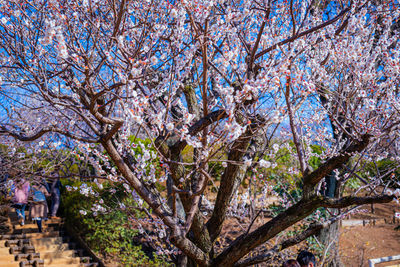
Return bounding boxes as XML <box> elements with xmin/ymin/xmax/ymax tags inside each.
<box><xmin>0</xmin><ymin>0</ymin><xmax>400</xmax><ymax>266</ymax></box>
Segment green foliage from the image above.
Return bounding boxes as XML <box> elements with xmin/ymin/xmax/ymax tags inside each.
<box><xmin>364</xmin><ymin>159</ymin><xmax>400</xmax><ymax>186</ymax></box>
<box><xmin>309</xmin><ymin>144</ymin><xmax>324</xmax><ymax>170</ymax></box>
<box><xmin>344</xmin><ymin>177</ymin><xmax>361</xmax><ymax>190</ymax></box>
<box><xmin>269</xmin><ymin>202</ymin><xmax>286</xmax><ymax>216</ymax></box>
<box><xmin>209</xmin><ymin>161</ymin><xmax>224</xmax><ymax>181</ymax></box>
<box><xmin>268</xmin><ymin>173</ymin><xmax>302</xmax><ymax>216</ymax></box>
<box><xmin>61</xmin><ymin>180</ymin><xmax>170</xmax><ymax>266</ymax></box>
<box><xmin>82</xmin><ymin>212</ymin><xmax>167</xmax><ymax>266</ymax></box>
<box><xmin>181</xmin><ymin>145</ymin><xmax>194</xmax><ymax>163</ymax></box>
<box><xmin>275</xmin><ymin>145</ymin><xmax>293</xmax><ymax>166</ymax></box>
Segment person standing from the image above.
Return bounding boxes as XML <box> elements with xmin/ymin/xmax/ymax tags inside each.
<box><xmin>10</xmin><ymin>177</ymin><xmax>30</xmax><ymax>226</ymax></box>
<box><xmin>49</xmin><ymin>172</ymin><xmax>62</xmax><ymax>219</ymax></box>
<box><xmin>29</xmin><ymin>180</ymin><xmax>50</xmax><ymax>233</ymax></box>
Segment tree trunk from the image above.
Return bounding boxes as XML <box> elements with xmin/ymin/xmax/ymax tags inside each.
<box><xmin>319</xmin><ymin>173</ymin><xmax>342</xmax><ymax>266</ymax></box>
<box><xmin>319</xmin><ymin>220</ymin><xmax>342</xmax><ymax>267</ymax></box>
<box><xmin>167</xmin><ymin>175</ymin><xmax>186</xmax><ymax>220</ymax></box>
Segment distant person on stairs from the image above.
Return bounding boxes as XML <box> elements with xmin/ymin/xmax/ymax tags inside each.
<box><xmin>10</xmin><ymin>176</ymin><xmax>30</xmax><ymax>226</ymax></box>
<box><xmin>49</xmin><ymin>171</ymin><xmax>62</xmax><ymax>219</ymax></box>
<box><xmin>29</xmin><ymin>180</ymin><xmax>50</xmax><ymax>233</ymax></box>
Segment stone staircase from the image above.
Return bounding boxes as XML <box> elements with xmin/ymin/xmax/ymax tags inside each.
<box><xmin>0</xmin><ymin>211</ymin><xmax>99</xmax><ymax>267</ymax></box>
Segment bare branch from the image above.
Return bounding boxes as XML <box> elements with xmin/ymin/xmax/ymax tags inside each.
<box><xmin>284</xmin><ymin>67</ymin><xmax>308</xmax><ymax>178</ymax></box>
<box><xmin>248</xmin><ymin>5</ymin><xmax>270</xmax><ymax>73</ymax></box>
<box><xmin>255</xmin><ymin>7</ymin><xmax>350</xmax><ymax>60</ymax></box>
<box><xmin>0</xmin><ymin>125</ymin><xmax>97</xmax><ymax>143</ymax></box>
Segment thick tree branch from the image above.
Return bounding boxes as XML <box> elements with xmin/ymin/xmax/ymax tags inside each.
<box><xmin>155</xmin><ymin>133</ymin><xmax>213</xmax><ymax>254</ymax></box>
<box><xmin>170</xmin><ymin>233</ymin><xmax>211</xmax><ymax>266</ymax></box>
<box><xmin>213</xmin><ymin>194</ymin><xmax>393</xmax><ymax>266</ymax></box>
<box><xmin>182</xmin><ymin>84</ymin><xmax>201</xmax><ymax>119</ymax></box>
<box><xmin>303</xmin><ymin>134</ymin><xmax>371</xmax><ymax>189</ymax></box>
<box><xmin>207</xmin><ymin>128</ymin><xmax>253</xmax><ymax>241</ymax></box>
<box><xmin>101</xmin><ymin>121</ymin><xmax>124</xmax><ymax>142</ymax></box>
<box><xmin>320</xmin><ymin>195</ymin><xmax>394</xmax><ymax>208</ymax></box>
<box><xmin>171</xmin><ymin>109</ymin><xmax>227</xmax><ymax>152</ymax></box>
<box><xmin>235</xmin><ymin>208</ymin><xmax>362</xmax><ymax>267</ymax></box>
<box><xmin>234</xmin><ymin>222</ymin><xmax>324</xmax><ymax>267</ymax></box>
<box><xmin>188</xmin><ymin>109</ymin><xmax>227</xmax><ymax>137</ymax></box>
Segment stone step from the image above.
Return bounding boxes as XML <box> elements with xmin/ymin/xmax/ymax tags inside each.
<box><xmin>0</xmin><ymin>231</ymin><xmax>62</xmax><ymax>240</ymax></box>
<box><xmin>8</xmin><ymin>214</ymin><xmax>62</xmax><ymax>223</ymax></box>
<box><xmin>8</xmin><ymin>246</ymin><xmax>20</xmax><ymax>255</ymax></box>
<box><xmin>15</xmin><ymin>252</ymin><xmax>40</xmax><ymax>261</ymax></box>
<box><xmin>0</xmin><ymin>234</ymin><xmax>25</xmax><ymax>241</ymax></box>
<box><xmin>29</xmin><ymin>237</ymin><xmax>66</xmax><ymax>246</ymax></box>
<box><xmin>34</xmin><ymin>242</ymin><xmax>76</xmax><ymax>252</ymax></box>
<box><xmin>5</xmin><ymin>213</ymin><xmax>98</xmax><ymax>267</ymax></box>
<box><xmin>8</xmin><ymin>215</ymin><xmax>62</xmax><ymax>224</ymax></box>
<box><xmin>46</xmin><ymin>264</ymin><xmax>85</xmax><ymax>267</ymax></box>
<box><xmin>0</xmin><ymin>260</ymin><xmax>19</xmax><ymax>267</ymax></box>
<box><xmin>9</xmin><ymin>245</ymin><xmax>35</xmax><ymax>255</ymax></box>
<box><xmin>19</xmin><ymin>259</ymin><xmax>44</xmax><ymax>266</ymax></box>
<box><xmin>26</xmin><ymin>253</ymin><xmax>41</xmax><ymax>261</ymax></box>
<box><xmin>11</xmin><ymin>227</ymin><xmax>58</xmax><ymax>235</ymax></box>
<box><xmin>10</xmin><ymin>245</ymin><xmax>35</xmax><ymax>255</ymax></box>
<box><xmin>0</xmin><ymin>247</ymin><xmax>11</xmax><ymax>256</ymax></box>
<box><xmin>8</xmin><ymin>212</ymin><xmax>30</xmax><ymax>219</ymax></box>
<box><xmin>40</xmin><ymin>249</ymin><xmax>78</xmax><ymax>259</ymax></box>
<box><xmin>44</xmin><ymin>257</ymin><xmax>81</xmax><ymax>265</ymax></box>
<box><xmin>13</xmin><ymin>223</ymin><xmax>59</xmax><ymax>230</ymax></box>
<box><xmin>0</xmin><ymin>254</ymin><xmax>15</xmax><ymax>262</ymax></box>
<box><xmin>27</xmin><ymin>231</ymin><xmax>63</xmax><ymax>239</ymax></box>
<box><xmin>4</xmin><ymin>239</ymin><xmax>30</xmax><ymax>247</ymax></box>
<box><xmin>13</xmin><ymin>220</ymin><xmax>59</xmax><ymax>226</ymax></box>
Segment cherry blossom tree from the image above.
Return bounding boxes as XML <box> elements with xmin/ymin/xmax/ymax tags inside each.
<box><xmin>1</xmin><ymin>0</ymin><xmax>400</xmax><ymax>266</ymax></box>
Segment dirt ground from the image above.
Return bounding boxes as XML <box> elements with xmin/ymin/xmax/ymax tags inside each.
<box><xmin>339</xmin><ymin>202</ymin><xmax>400</xmax><ymax>267</ymax></box>
<box><xmin>340</xmin><ymin>224</ymin><xmax>400</xmax><ymax>266</ymax></box>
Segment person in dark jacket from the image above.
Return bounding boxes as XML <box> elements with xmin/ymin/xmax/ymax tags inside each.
<box><xmin>49</xmin><ymin>171</ymin><xmax>62</xmax><ymax>219</ymax></box>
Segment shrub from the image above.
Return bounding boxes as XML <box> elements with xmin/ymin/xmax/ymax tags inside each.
<box><xmin>61</xmin><ymin>180</ymin><xmax>170</xmax><ymax>266</ymax></box>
